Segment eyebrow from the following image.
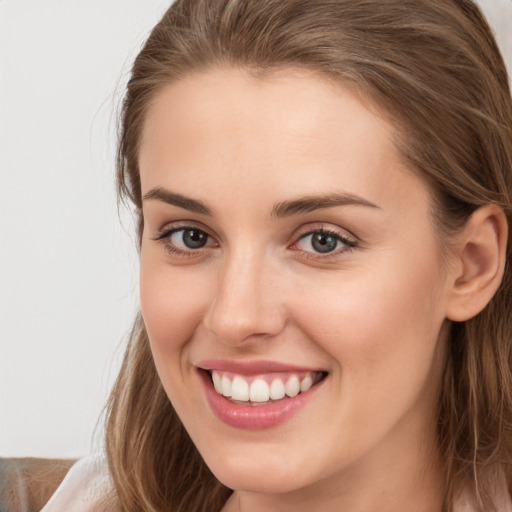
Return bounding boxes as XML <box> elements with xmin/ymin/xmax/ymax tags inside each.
<box><xmin>271</xmin><ymin>193</ymin><xmax>380</xmax><ymax>218</ymax></box>
<box><xmin>143</xmin><ymin>187</ymin><xmax>380</xmax><ymax>218</ymax></box>
<box><xmin>143</xmin><ymin>187</ymin><xmax>212</xmax><ymax>216</ymax></box>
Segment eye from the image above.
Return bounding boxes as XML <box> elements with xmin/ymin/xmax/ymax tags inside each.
<box><xmin>294</xmin><ymin>229</ymin><xmax>356</xmax><ymax>255</ymax></box>
<box><xmin>170</xmin><ymin>228</ymin><xmax>211</xmax><ymax>249</ymax></box>
<box><xmin>154</xmin><ymin>226</ymin><xmax>217</xmax><ymax>256</ymax></box>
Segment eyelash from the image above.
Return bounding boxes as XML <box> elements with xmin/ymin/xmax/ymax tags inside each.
<box><xmin>153</xmin><ymin>225</ymin><xmax>357</xmax><ymax>260</ymax></box>
<box><xmin>153</xmin><ymin>226</ymin><xmax>218</xmax><ymax>259</ymax></box>
<box><xmin>291</xmin><ymin>228</ymin><xmax>357</xmax><ymax>260</ymax></box>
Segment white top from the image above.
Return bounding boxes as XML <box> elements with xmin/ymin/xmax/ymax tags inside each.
<box><xmin>40</xmin><ymin>454</ymin><xmax>119</xmax><ymax>512</ymax></box>
<box><xmin>42</xmin><ymin>454</ymin><xmax>512</xmax><ymax>512</ymax></box>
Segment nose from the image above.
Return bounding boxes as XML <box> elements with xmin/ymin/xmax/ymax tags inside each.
<box><xmin>203</xmin><ymin>249</ymin><xmax>286</xmax><ymax>346</ymax></box>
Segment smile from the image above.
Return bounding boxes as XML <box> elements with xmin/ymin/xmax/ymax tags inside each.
<box><xmin>210</xmin><ymin>370</ymin><xmax>325</xmax><ymax>404</ymax></box>
<box><xmin>197</xmin><ymin>363</ymin><xmax>328</xmax><ymax>429</ymax></box>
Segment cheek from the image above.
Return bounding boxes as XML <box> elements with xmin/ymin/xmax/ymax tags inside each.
<box><xmin>284</xmin><ymin>254</ymin><xmax>448</xmax><ymax>457</ymax></box>
<box><xmin>139</xmin><ymin>253</ymin><xmax>210</xmax><ymax>368</ymax></box>
<box><xmin>291</xmin><ymin>248</ymin><xmax>447</xmax><ymax>389</ymax></box>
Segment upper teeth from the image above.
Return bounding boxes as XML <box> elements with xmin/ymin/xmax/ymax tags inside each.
<box><xmin>211</xmin><ymin>371</ymin><xmax>317</xmax><ymax>403</ymax></box>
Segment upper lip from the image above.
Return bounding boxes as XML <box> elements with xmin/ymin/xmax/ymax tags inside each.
<box><xmin>196</xmin><ymin>359</ymin><xmax>326</xmax><ymax>376</ymax></box>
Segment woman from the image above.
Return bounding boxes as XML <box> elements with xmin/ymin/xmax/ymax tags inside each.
<box><xmin>43</xmin><ymin>0</ymin><xmax>512</xmax><ymax>511</ymax></box>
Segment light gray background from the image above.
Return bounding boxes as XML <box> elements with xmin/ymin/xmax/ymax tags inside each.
<box><xmin>1</xmin><ymin>0</ymin><xmax>511</xmax><ymax>458</ymax></box>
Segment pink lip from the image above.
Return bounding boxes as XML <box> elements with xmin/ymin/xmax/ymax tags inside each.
<box><xmin>198</xmin><ymin>367</ymin><xmax>326</xmax><ymax>430</ymax></box>
<box><xmin>197</xmin><ymin>359</ymin><xmax>322</xmax><ymax>376</ymax></box>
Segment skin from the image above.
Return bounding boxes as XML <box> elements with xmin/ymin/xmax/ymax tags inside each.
<box><xmin>138</xmin><ymin>67</ymin><xmax>462</xmax><ymax>512</ymax></box>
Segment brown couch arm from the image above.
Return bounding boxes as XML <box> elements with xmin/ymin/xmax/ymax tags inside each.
<box><xmin>0</xmin><ymin>457</ymin><xmax>77</xmax><ymax>512</ymax></box>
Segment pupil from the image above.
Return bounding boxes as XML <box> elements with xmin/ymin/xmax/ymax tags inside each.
<box><xmin>312</xmin><ymin>233</ymin><xmax>337</xmax><ymax>253</ymax></box>
<box><xmin>183</xmin><ymin>229</ymin><xmax>207</xmax><ymax>249</ymax></box>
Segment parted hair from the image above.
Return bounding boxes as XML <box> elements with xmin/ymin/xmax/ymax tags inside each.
<box><xmin>105</xmin><ymin>1</ymin><xmax>512</xmax><ymax>511</ymax></box>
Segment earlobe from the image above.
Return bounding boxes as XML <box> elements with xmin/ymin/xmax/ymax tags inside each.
<box><xmin>445</xmin><ymin>204</ymin><xmax>508</xmax><ymax>322</ymax></box>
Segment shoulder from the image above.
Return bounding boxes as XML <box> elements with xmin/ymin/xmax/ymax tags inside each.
<box><xmin>41</xmin><ymin>453</ymin><xmax>120</xmax><ymax>512</ymax></box>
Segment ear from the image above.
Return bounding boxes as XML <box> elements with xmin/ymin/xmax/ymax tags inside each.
<box><xmin>445</xmin><ymin>204</ymin><xmax>508</xmax><ymax>322</ymax></box>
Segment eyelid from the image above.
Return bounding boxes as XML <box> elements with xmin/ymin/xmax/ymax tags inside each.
<box><xmin>151</xmin><ymin>221</ymin><xmax>358</xmax><ymax>261</ymax></box>
<box><xmin>292</xmin><ymin>223</ymin><xmax>357</xmax><ymax>244</ymax></box>
<box><xmin>152</xmin><ymin>220</ymin><xmax>216</xmax><ymax>240</ymax></box>
<box><xmin>289</xmin><ymin>224</ymin><xmax>358</xmax><ymax>258</ymax></box>
<box><xmin>152</xmin><ymin>221</ymin><xmax>219</xmax><ymax>258</ymax></box>
<box><xmin>156</xmin><ymin>227</ymin><xmax>216</xmax><ymax>245</ymax></box>
<box><xmin>153</xmin><ymin>219</ymin><xmax>215</xmax><ymax>239</ymax></box>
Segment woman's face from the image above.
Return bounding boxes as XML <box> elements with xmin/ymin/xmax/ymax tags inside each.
<box><xmin>138</xmin><ymin>68</ymin><xmax>452</xmax><ymax>499</ymax></box>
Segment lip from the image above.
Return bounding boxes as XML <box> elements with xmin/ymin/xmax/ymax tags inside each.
<box><xmin>197</xmin><ymin>359</ymin><xmax>324</xmax><ymax>375</ymax></box>
<box><xmin>198</xmin><ymin>365</ymin><xmax>327</xmax><ymax>430</ymax></box>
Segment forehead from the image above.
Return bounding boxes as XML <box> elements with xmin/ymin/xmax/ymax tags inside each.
<box><xmin>138</xmin><ymin>67</ymin><xmax>429</xmax><ymax>216</ymax></box>
<box><xmin>140</xmin><ymin>67</ymin><xmax>391</xmax><ymax>157</ymax></box>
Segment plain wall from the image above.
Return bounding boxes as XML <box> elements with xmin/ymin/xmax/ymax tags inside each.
<box><xmin>0</xmin><ymin>0</ymin><xmax>511</xmax><ymax>458</ymax></box>
<box><xmin>0</xmin><ymin>0</ymin><xmax>170</xmax><ymax>458</ymax></box>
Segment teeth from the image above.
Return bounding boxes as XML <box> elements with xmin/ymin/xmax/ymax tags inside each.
<box><xmin>300</xmin><ymin>374</ymin><xmax>313</xmax><ymax>392</ymax></box>
<box><xmin>212</xmin><ymin>371</ymin><xmax>222</xmax><ymax>393</ymax></box>
<box><xmin>221</xmin><ymin>374</ymin><xmax>232</xmax><ymax>397</ymax></box>
<box><xmin>250</xmin><ymin>378</ymin><xmax>270</xmax><ymax>402</ymax></box>
<box><xmin>231</xmin><ymin>375</ymin><xmax>249</xmax><ymax>401</ymax></box>
<box><xmin>285</xmin><ymin>375</ymin><xmax>300</xmax><ymax>397</ymax></box>
<box><xmin>269</xmin><ymin>379</ymin><xmax>285</xmax><ymax>400</ymax></box>
<box><xmin>210</xmin><ymin>370</ymin><xmax>321</xmax><ymax>403</ymax></box>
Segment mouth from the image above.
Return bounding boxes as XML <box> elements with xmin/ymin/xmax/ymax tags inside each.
<box><xmin>196</xmin><ymin>362</ymin><xmax>328</xmax><ymax>429</ymax></box>
<box><xmin>205</xmin><ymin>369</ymin><xmax>327</xmax><ymax>406</ymax></box>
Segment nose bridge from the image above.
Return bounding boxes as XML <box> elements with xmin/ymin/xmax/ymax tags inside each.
<box><xmin>204</xmin><ymin>244</ymin><xmax>284</xmax><ymax>345</ymax></box>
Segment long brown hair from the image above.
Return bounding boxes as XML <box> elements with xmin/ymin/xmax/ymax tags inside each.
<box><xmin>105</xmin><ymin>1</ymin><xmax>512</xmax><ymax>510</ymax></box>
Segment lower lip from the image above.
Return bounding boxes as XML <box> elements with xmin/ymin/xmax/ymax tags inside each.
<box><xmin>199</xmin><ymin>370</ymin><xmax>323</xmax><ymax>430</ymax></box>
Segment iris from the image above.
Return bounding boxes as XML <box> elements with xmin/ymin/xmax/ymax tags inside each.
<box><xmin>310</xmin><ymin>232</ymin><xmax>338</xmax><ymax>253</ymax></box>
<box><xmin>182</xmin><ymin>228</ymin><xmax>208</xmax><ymax>249</ymax></box>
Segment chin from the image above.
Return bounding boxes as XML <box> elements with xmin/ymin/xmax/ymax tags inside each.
<box><xmin>212</xmin><ymin>466</ymin><xmax>302</xmax><ymax>495</ymax></box>
<box><xmin>202</xmin><ymin>449</ymin><xmax>311</xmax><ymax>494</ymax></box>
